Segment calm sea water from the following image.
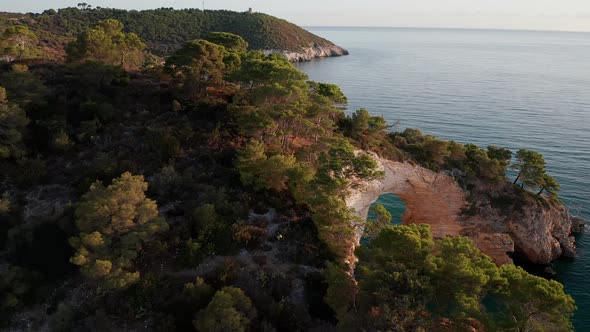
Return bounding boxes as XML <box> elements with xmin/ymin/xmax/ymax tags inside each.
<box><xmin>297</xmin><ymin>27</ymin><xmax>590</xmax><ymax>329</ymax></box>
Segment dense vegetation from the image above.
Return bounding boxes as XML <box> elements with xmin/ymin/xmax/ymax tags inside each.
<box><xmin>331</xmin><ymin>224</ymin><xmax>574</xmax><ymax>331</ymax></box>
<box><xmin>0</xmin><ymin>6</ymin><xmax>337</xmax><ymax>59</ymax></box>
<box><xmin>0</xmin><ymin>17</ymin><xmax>575</xmax><ymax>331</ymax></box>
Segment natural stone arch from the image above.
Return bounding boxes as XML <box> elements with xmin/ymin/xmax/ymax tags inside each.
<box><xmin>347</xmin><ymin>154</ymin><xmax>514</xmax><ymax>265</ymax></box>
<box><xmin>347</xmin><ymin>157</ymin><xmax>465</xmax><ymax>240</ymax></box>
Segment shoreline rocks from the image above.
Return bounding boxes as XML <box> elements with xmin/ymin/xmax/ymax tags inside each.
<box><xmin>571</xmin><ymin>216</ymin><xmax>586</xmax><ymax>234</ymax></box>
<box><xmin>505</xmin><ymin>203</ymin><xmax>580</xmax><ymax>264</ymax></box>
<box><xmin>264</xmin><ymin>44</ymin><xmax>349</xmax><ymax>62</ymax></box>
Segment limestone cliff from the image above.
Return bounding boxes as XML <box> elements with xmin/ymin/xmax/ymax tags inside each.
<box><xmin>346</xmin><ymin>154</ymin><xmax>583</xmax><ymax>266</ymax></box>
<box><xmin>264</xmin><ymin>44</ymin><xmax>349</xmax><ymax>62</ymax></box>
<box><xmin>466</xmin><ymin>195</ymin><xmax>584</xmax><ymax>264</ymax></box>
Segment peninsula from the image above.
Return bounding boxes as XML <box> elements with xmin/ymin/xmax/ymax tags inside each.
<box><xmin>0</xmin><ymin>7</ymin><xmax>349</xmax><ymax>62</ymax></box>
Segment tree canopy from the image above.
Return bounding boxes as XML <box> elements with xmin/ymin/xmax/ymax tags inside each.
<box><xmin>4</xmin><ymin>7</ymin><xmax>338</xmax><ymax>56</ymax></box>
<box><xmin>0</xmin><ymin>86</ymin><xmax>29</xmax><ymax>159</ymax></box>
<box><xmin>0</xmin><ymin>25</ymin><xmax>40</xmax><ymax>61</ymax></box>
<box><xmin>165</xmin><ymin>39</ymin><xmax>227</xmax><ymax>97</ymax></box>
<box><xmin>513</xmin><ymin>149</ymin><xmax>559</xmax><ymax>196</ymax></box>
<box><xmin>194</xmin><ymin>287</ymin><xmax>257</xmax><ymax>332</ymax></box>
<box><xmin>350</xmin><ymin>224</ymin><xmax>576</xmax><ymax>331</ymax></box>
<box><xmin>67</xmin><ymin>19</ymin><xmax>146</xmax><ymax>69</ymax></box>
<box><xmin>205</xmin><ymin>32</ymin><xmax>248</xmax><ymax>53</ymax></box>
<box><xmin>231</xmin><ymin>51</ymin><xmax>307</xmax><ymax>89</ymax></box>
<box><xmin>70</xmin><ymin>172</ymin><xmax>168</xmax><ymax>289</ymax></box>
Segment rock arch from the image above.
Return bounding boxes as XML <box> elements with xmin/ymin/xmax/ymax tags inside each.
<box><xmin>347</xmin><ymin>155</ymin><xmax>515</xmax><ymax>265</ymax></box>
<box><xmin>347</xmin><ymin>158</ymin><xmax>465</xmax><ymax>240</ymax></box>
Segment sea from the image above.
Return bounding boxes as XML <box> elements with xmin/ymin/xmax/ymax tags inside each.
<box><xmin>296</xmin><ymin>27</ymin><xmax>590</xmax><ymax>329</ymax></box>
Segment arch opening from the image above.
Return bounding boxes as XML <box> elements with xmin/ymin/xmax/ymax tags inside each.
<box><xmin>367</xmin><ymin>193</ymin><xmax>407</xmax><ymax>226</ymax></box>
<box><xmin>360</xmin><ymin>194</ymin><xmax>408</xmax><ymax>244</ymax></box>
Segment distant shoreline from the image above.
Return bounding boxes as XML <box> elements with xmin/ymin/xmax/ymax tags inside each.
<box><xmin>304</xmin><ymin>26</ymin><xmax>590</xmax><ymax>34</ymax></box>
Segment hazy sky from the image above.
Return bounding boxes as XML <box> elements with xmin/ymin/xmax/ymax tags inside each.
<box><xmin>4</xmin><ymin>0</ymin><xmax>590</xmax><ymax>32</ymax></box>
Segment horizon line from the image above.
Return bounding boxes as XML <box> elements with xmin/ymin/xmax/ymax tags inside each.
<box><xmin>303</xmin><ymin>25</ymin><xmax>590</xmax><ymax>34</ymax></box>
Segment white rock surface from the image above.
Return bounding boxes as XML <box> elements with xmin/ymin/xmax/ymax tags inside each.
<box><xmin>264</xmin><ymin>45</ymin><xmax>349</xmax><ymax>62</ymax></box>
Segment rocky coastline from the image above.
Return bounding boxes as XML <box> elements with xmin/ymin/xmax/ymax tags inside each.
<box><xmin>264</xmin><ymin>44</ymin><xmax>349</xmax><ymax>62</ymax></box>
<box><xmin>347</xmin><ymin>154</ymin><xmax>585</xmax><ymax>267</ymax></box>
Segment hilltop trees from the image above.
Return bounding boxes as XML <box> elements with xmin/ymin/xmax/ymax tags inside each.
<box><xmin>205</xmin><ymin>32</ymin><xmax>248</xmax><ymax>73</ymax></box>
<box><xmin>393</xmin><ymin>129</ymin><xmax>451</xmax><ymax>170</ymax></box>
<box><xmin>165</xmin><ymin>39</ymin><xmax>226</xmax><ymax>97</ymax></box>
<box><xmin>231</xmin><ymin>51</ymin><xmax>343</xmax><ymax>149</ymax></box>
<box><xmin>229</xmin><ymin>53</ymin><xmax>382</xmax><ymax>263</ymax></box>
<box><xmin>226</xmin><ymin>49</ymin><xmax>383</xmax><ymax>266</ymax></box>
<box><xmin>205</xmin><ymin>32</ymin><xmax>249</xmax><ymax>53</ymax></box>
<box><xmin>69</xmin><ymin>172</ymin><xmax>168</xmax><ymax>289</ymax></box>
<box><xmin>314</xmin><ymin>138</ymin><xmax>383</xmax><ymax>195</ymax></box>
<box><xmin>538</xmin><ymin>174</ymin><xmax>560</xmax><ymax>196</ymax></box>
<box><xmin>343</xmin><ymin>108</ymin><xmax>390</xmax><ymax>150</ymax></box>
<box><xmin>486</xmin><ymin>145</ymin><xmax>512</xmax><ymax>169</ymax></box>
<box><xmin>462</xmin><ymin>144</ymin><xmax>511</xmax><ymax>184</ymax></box>
<box><xmin>513</xmin><ymin>149</ymin><xmax>544</xmax><ymax>188</ymax></box>
<box><xmin>0</xmin><ymin>87</ymin><xmax>29</xmax><ymax>159</ymax></box>
<box><xmin>392</xmin><ymin>129</ymin><xmax>564</xmax><ymax>194</ymax></box>
<box><xmin>232</xmin><ymin>51</ymin><xmax>307</xmax><ymax>90</ymax></box>
<box><xmin>67</xmin><ymin>19</ymin><xmax>146</xmax><ymax>69</ymax></box>
<box><xmin>309</xmin><ymin>81</ymin><xmax>348</xmax><ymax>105</ymax></box>
<box><xmin>5</xmin><ymin>7</ymin><xmax>338</xmax><ymax>56</ymax></box>
<box><xmin>0</xmin><ymin>26</ymin><xmax>40</xmax><ymax>61</ymax></box>
<box><xmin>512</xmin><ymin>149</ymin><xmax>559</xmax><ymax>196</ymax></box>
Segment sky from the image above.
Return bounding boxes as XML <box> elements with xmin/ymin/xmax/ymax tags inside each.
<box><xmin>3</xmin><ymin>0</ymin><xmax>590</xmax><ymax>32</ymax></box>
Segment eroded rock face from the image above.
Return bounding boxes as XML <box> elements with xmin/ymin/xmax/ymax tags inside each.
<box><xmin>464</xmin><ymin>189</ymin><xmax>582</xmax><ymax>265</ymax></box>
<box><xmin>507</xmin><ymin>204</ymin><xmax>578</xmax><ymax>264</ymax></box>
<box><xmin>264</xmin><ymin>45</ymin><xmax>349</xmax><ymax>62</ymax></box>
<box><xmin>346</xmin><ymin>154</ymin><xmax>581</xmax><ymax>266</ymax></box>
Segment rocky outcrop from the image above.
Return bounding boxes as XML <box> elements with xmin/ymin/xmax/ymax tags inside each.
<box><xmin>464</xmin><ymin>190</ymin><xmax>583</xmax><ymax>264</ymax></box>
<box><xmin>346</xmin><ymin>154</ymin><xmax>582</xmax><ymax>266</ymax></box>
<box><xmin>264</xmin><ymin>44</ymin><xmax>349</xmax><ymax>62</ymax></box>
<box><xmin>571</xmin><ymin>216</ymin><xmax>586</xmax><ymax>234</ymax></box>
<box><xmin>507</xmin><ymin>204</ymin><xmax>578</xmax><ymax>263</ymax></box>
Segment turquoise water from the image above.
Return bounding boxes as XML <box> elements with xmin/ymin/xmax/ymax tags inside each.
<box><xmin>367</xmin><ymin>194</ymin><xmax>406</xmax><ymax>225</ymax></box>
<box><xmin>297</xmin><ymin>27</ymin><xmax>590</xmax><ymax>329</ymax></box>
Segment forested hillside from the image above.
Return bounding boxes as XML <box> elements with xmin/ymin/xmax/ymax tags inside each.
<box><xmin>0</xmin><ymin>6</ymin><xmax>338</xmax><ymax>58</ymax></box>
<box><xmin>0</xmin><ymin>17</ymin><xmax>576</xmax><ymax>332</ymax></box>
